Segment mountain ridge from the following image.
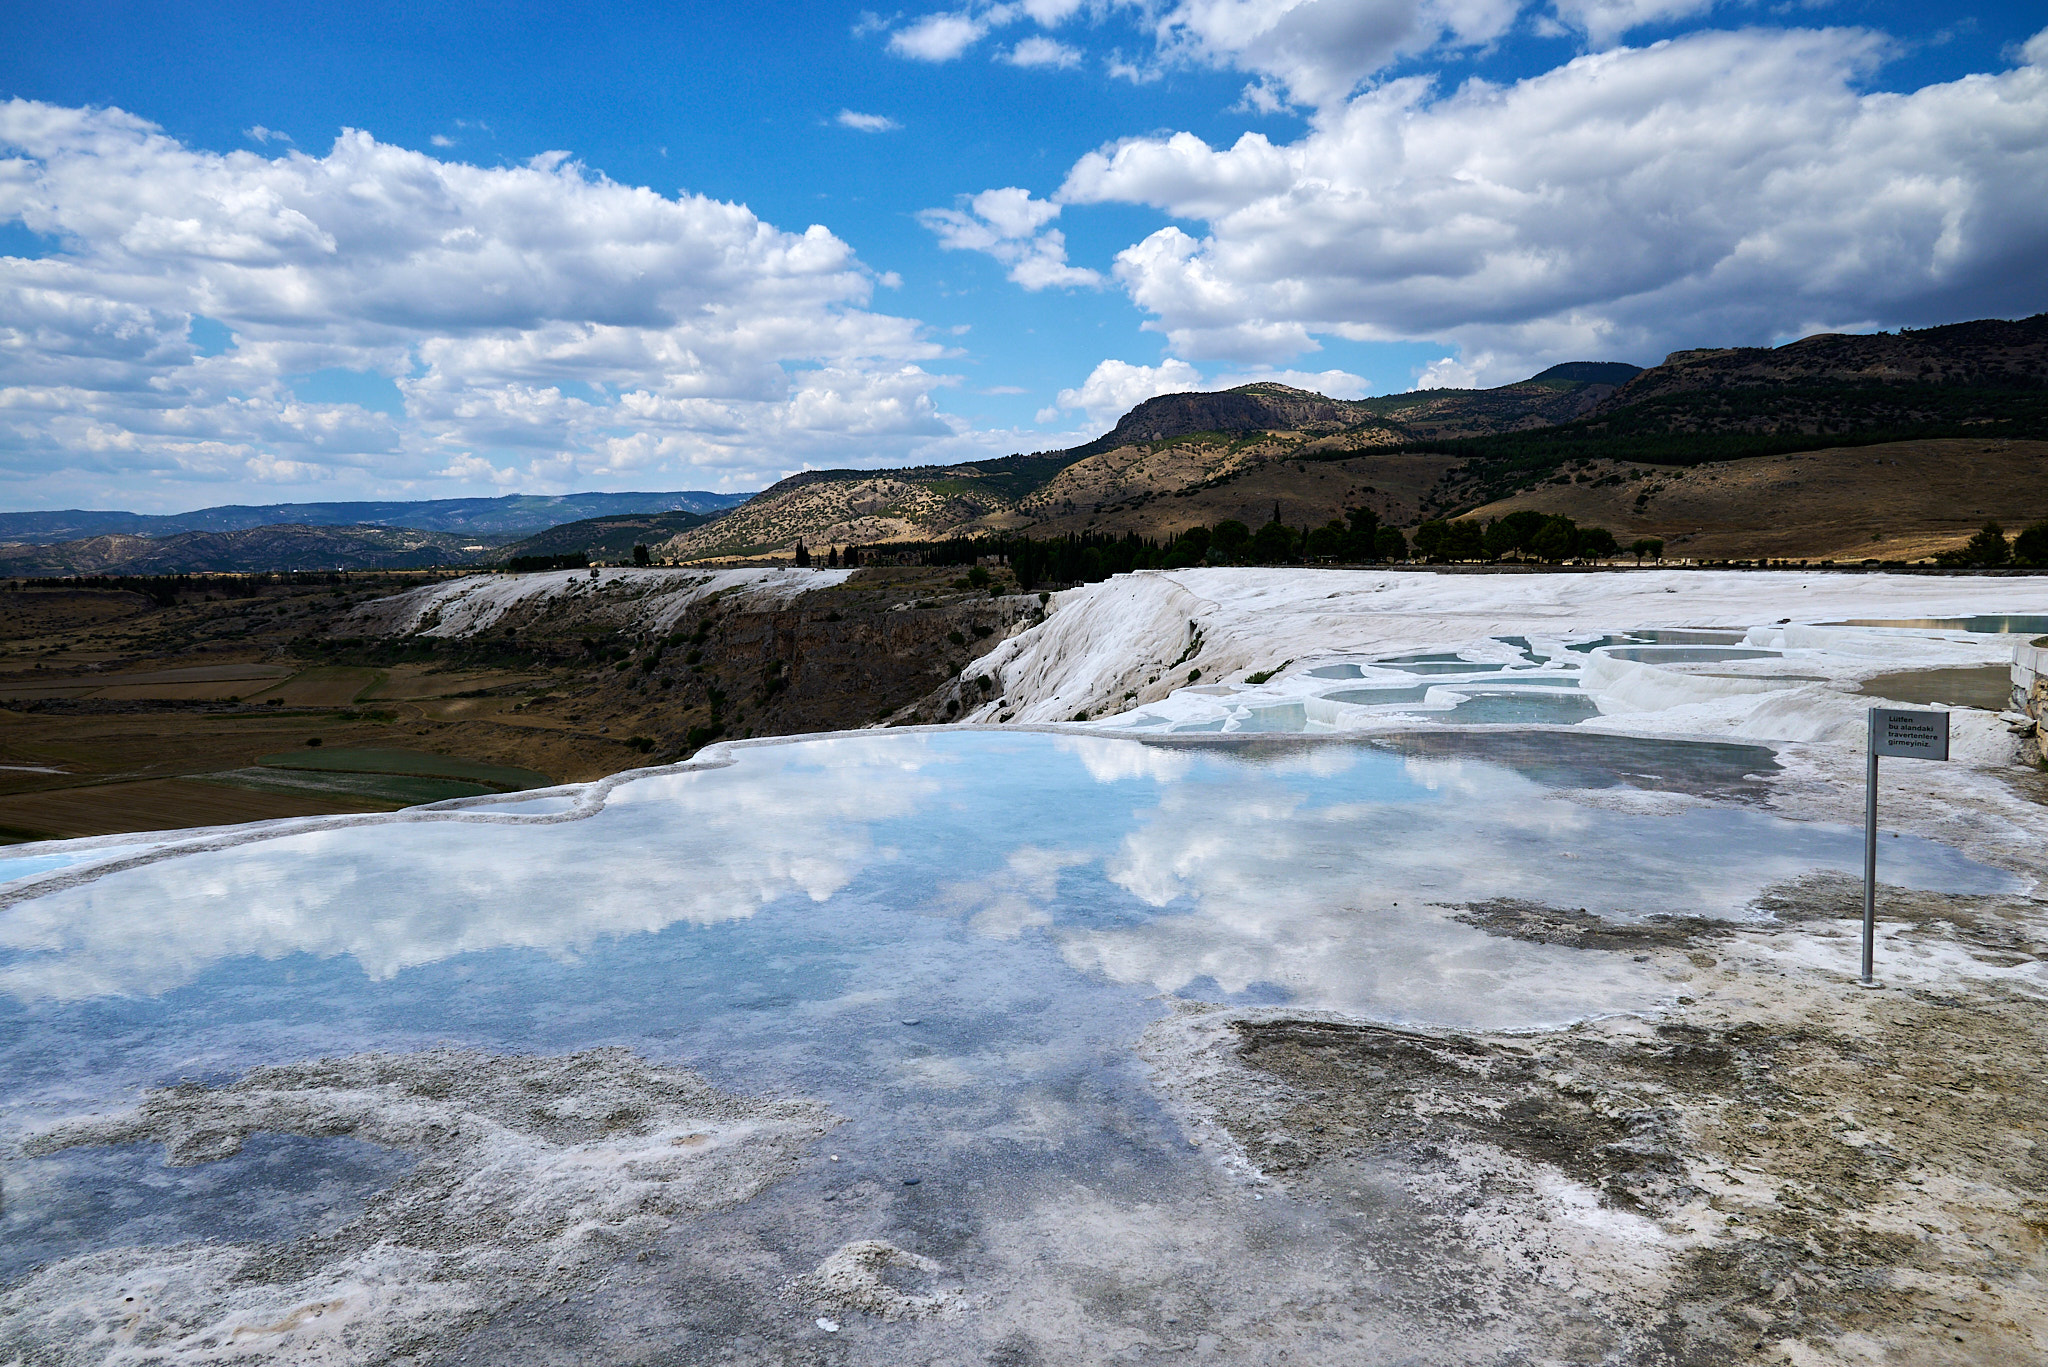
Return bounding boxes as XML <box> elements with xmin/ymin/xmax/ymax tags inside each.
<box><xmin>0</xmin><ymin>524</ymin><xmax>507</xmax><ymax>576</ymax></box>
<box><xmin>0</xmin><ymin>490</ymin><xmax>752</xmax><ymax>544</ymax></box>
<box><xmin>653</xmin><ymin>313</ymin><xmax>2048</xmax><ymax>563</ymax></box>
<box><xmin>653</xmin><ymin>361</ymin><xmax>1653</xmax><ymax>560</ymax></box>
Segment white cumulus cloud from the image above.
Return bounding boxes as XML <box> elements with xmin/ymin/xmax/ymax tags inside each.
<box><xmin>918</xmin><ymin>186</ymin><xmax>1104</xmax><ymax>290</ymax></box>
<box><xmin>884</xmin><ymin>0</ymin><xmax>1514</xmax><ymax>104</ymax></box>
<box><xmin>1005</xmin><ymin>35</ymin><xmax>1085</xmax><ymax>67</ymax></box>
<box><xmin>836</xmin><ymin>109</ymin><xmax>902</xmax><ymax>132</ymax></box>
<box><xmin>889</xmin><ymin>10</ymin><xmax>996</xmax><ymax>60</ymax></box>
<box><xmin>1147</xmin><ymin>0</ymin><xmax>1522</xmax><ymax>109</ymax></box>
<box><xmin>1413</xmin><ymin>355</ymin><xmax>1485</xmax><ymax>389</ymax></box>
<box><xmin>1058</xmin><ymin>26</ymin><xmax>2048</xmax><ymax>376</ymax></box>
<box><xmin>1214</xmin><ymin>366</ymin><xmax>1370</xmax><ymax>398</ymax></box>
<box><xmin>1044</xmin><ymin>357</ymin><xmax>1367</xmax><ymax>428</ymax></box>
<box><xmin>1051</xmin><ymin>357</ymin><xmax>1209</xmax><ymax>428</ymax></box>
<box><xmin>0</xmin><ymin>101</ymin><xmax>960</xmax><ymax>508</ymax></box>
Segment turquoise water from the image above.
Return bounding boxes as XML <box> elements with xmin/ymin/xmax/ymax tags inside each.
<box><xmin>1231</xmin><ymin>702</ymin><xmax>1307</xmax><ymax>732</ymax></box>
<box><xmin>1375</xmin><ymin>660</ymin><xmax>1510</xmax><ymax>675</ymax></box>
<box><xmin>1326</xmin><ymin>684</ymin><xmax>1449</xmax><ymax>705</ymax></box>
<box><xmin>0</xmin><ymin>846</ymin><xmax>147</xmax><ymax>886</ymax></box>
<box><xmin>1568</xmin><ymin>629</ymin><xmax>1748</xmax><ymax>653</ymax></box>
<box><xmin>1428</xmin><ymin>692</ymin><xmax>1602</xmax><ymax>725</ymax></box>
<box><xmin>1604</xmin><ymin>646</ymin><xmax>1780</xmax><ymax>664</ymax></box>
<box><xmin>0</xmin><ymin>855</ymin><xmax>81</xmax><ymax>885</ymax></box>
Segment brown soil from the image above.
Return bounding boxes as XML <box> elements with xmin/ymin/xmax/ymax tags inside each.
<box><xmin>0</xmin><ymin>775</ymin><xmax>398</xmax><ymax>840</ymax></box>
<box><xmin>1009</xmin><ymin>449</ymin><xmax>1430</xmax><ymax>542</ymax></box>
<box><xmin>1457</xmin><ymin>438</ymin><xmax>2048</xmax><ymax>561</ymax></box>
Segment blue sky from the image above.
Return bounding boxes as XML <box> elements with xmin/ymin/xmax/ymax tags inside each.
<box><xmin>1</xmin><ymin>0</ymin><xmax>2044</xmax><ymax>510</ymax></box>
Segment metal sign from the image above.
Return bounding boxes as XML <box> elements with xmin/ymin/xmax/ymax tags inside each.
<box><xmin>1870</xmin><ymin>707</ymin><xmax>1949</xmax><ymax>760</ymax></box>
<box><xmin>1861</xmin><ymin>706</ymin><xmax>1950</xmax><ymax>986</ymax></box>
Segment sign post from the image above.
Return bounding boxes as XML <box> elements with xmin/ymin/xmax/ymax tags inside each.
<box><xmin>1862</xmin><ymin>707</ymin><xmax>1949</xmax><ymax>986</ymax></box>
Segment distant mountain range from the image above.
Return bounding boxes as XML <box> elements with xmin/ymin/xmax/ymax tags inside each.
<box><xmin>0</xmin><ymin>511</ymin><xmax>737</xmax><ymax>578</ymax></box>
<box><xmin>0</xmin><ymin>524</ymin><xmax>503</xmax><ymax>576</ymax></box>
<box><xmin>0</xmin><ymin>490</ymin><xmax>751</xmax><ymax>544</ymax></box>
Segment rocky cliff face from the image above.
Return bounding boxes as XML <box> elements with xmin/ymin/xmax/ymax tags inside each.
<box><xmin>1100</xmin><ymin>385</ymin><xmax>1362</xmax><ymax>445</ymax></box>
<box><xmin>340</xmin><ymin>566</ymin><xmax>1040</xmax><ymax>757</ymax></box>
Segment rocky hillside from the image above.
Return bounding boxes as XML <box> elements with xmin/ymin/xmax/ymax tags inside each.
<box><xmin>658</xmin><ymin>366</ymin><xmax>1638</xmax><ymax>560</ymax></box>
<box><xmin>1095</xmin><ymin>383</ymin><xmax>1372</xmax><ymax>444</ymax></box>
<box><xmin>1605</xmin><ymin>314</ymin><xmax>2048</xmax><ymax>406</ymax></box>
<box><xmin>1416</xmin><ymin>315</ymin><xmax>2048</xmax><ymax>512</ymax></box>
<box><xmin>659</xmin><ymin>473</ymin><xmax>1016</xmax><ymax>561</ymax></box>
<box><xmin>657</xmin><ymin>314</ymin><xmax>2048</xmax><ymax>566</ymax></box>
<box><xmin>335</xmin><ymin>565</ymin><xmax>1042</xmax><ymax>754</ymax></box>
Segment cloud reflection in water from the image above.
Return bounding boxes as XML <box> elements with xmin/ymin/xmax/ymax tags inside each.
<box><xmin>0</xmin><ymin>733</ymin><xmax>2014</xmax><ymax>1030</ymax></box>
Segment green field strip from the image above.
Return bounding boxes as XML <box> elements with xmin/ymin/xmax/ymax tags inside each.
<box><xmin>253</xmin><ymin>746</ymin><xmax>550</xmax><ymax>790</ymax></box>
<box><xmin>197</xmin><ymin>767</ymin><xmax>497</xmax><ymax>805</ymax></box>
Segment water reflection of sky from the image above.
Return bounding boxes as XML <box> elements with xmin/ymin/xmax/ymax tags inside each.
<box><xmin>0</xmin><ymin>732</ymin><xmax>2010</xmax><ymax>1025</ymax></box>
<box><xmin>0</xmin><ymin>730</ymin><xmax>2023</xmax><ymax>1302</ymax></box>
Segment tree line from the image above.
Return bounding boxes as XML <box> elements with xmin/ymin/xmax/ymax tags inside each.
<box><xmin>889</xmin><ymin>505</ymin><xmax>1628</xmax><ymax>589</ymax></box>
<box><xmin>5</xmin><ymin>570</ymin><xmax>367</xmax><ymax>605</ymax></box>
<box><xmin>508</xmin><ymin>552</ymin><xmax>591</xmax><ymax>572</ymax></box>
<box><xmin>1410</xmin><ymin>510</ymin><xmax>1635</xmax><ymax>562</ymax></box>
<box><xmin>1936</xmin><ymin>520</ymin><xmax>2048</xmax><ymax>568</ymax></box>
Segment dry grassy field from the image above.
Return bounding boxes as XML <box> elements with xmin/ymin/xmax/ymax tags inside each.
<box><xmin>672</xmin><ymin>435</ymin><xmax>2041</xmax><ymax>563</ymax></box>
<box><xmin>1460</xmin><ymin>437</ymin><xmax>2048</xmax><ymax>560</ymax></box>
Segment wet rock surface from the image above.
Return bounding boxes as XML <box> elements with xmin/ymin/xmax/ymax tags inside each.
<box><xmin>1145</xmin><ymin>878</ymin><xmax>2048</xmax><ymax>1364</ymax></box>
<box><xmin>1453</xmin><ymin>897</ymin><xmax>1733</xmax><ymax>950</ymax></box>
<box><xmin>2</xmin><ymin>1049</ymin><xmax>837</xmax><ymax>1366</ymax></box>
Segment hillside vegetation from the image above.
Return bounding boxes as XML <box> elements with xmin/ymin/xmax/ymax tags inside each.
<box><xmin>658</xmin><ymin>369</ymin><xmax>1639</xmax><ymax>561</ymax></box>
<box><xmin>495</xmin><ymin>510</ymin><xmax>713</xmax><ymax>565</ymax></box>
<box><xmin>658</xmin><ymin>314</ymin><xmax>2048</xmax><ymax>566</ymax></box>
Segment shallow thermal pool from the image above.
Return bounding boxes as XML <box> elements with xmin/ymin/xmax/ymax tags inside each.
<box><xmin>1602</xmin><ymin>646</ymin><xmax>1780</xmax><ymax>664</ymax></box>
<box><xmin>0</xmin><ymin>729</ymin><xmax>2019</xmax><ymax>1358</ymax></box>
<box><xmin>1832</xmin><ymin>615</ymin><xmax>2048</xmax><ymax>633</ymax></box>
